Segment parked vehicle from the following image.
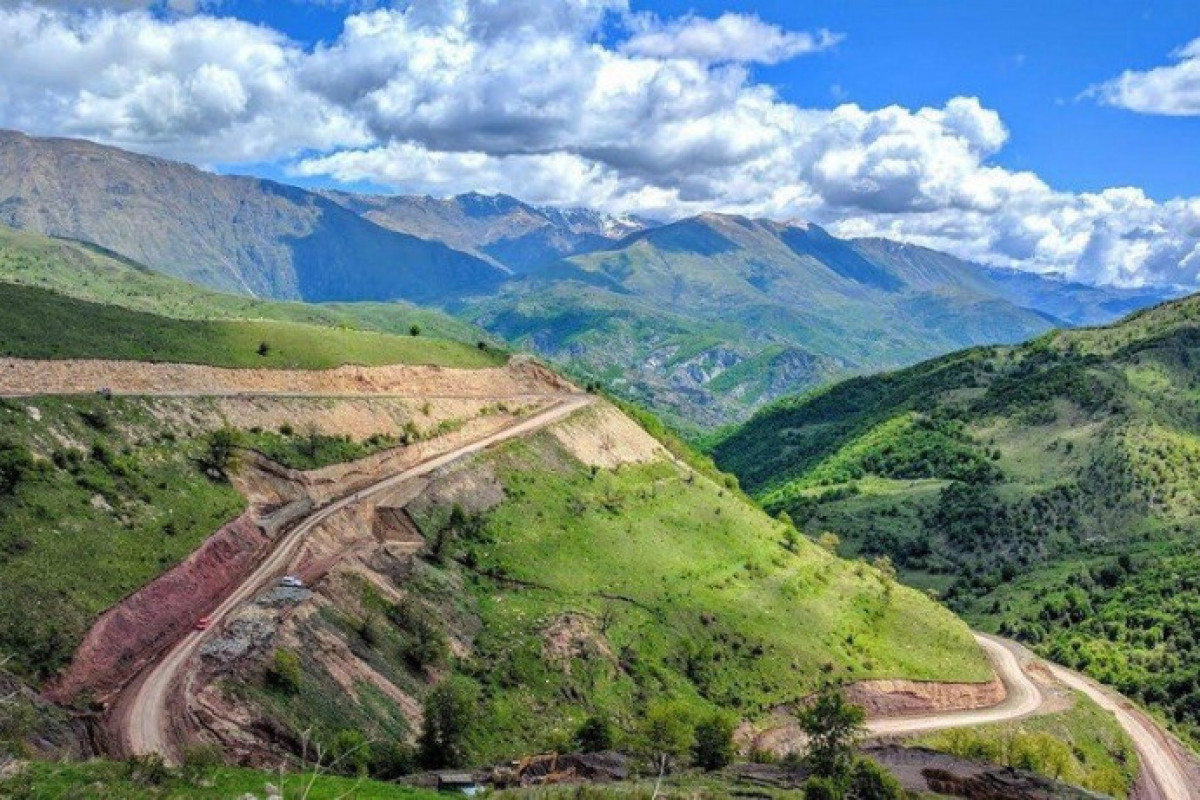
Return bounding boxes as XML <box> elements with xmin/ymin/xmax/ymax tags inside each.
<box><xmin>279</xmin><ymin>575</ymin><xmax>304</xmax><ymax>589</ymax></box>
<box><xmin>194</xmin><ymin>615</ymin><xmax>212</xmax><ymax>631</ymax></box>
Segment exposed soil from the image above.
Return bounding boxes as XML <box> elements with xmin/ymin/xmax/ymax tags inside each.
<box><xmin>44</xmin><ymin>513</ymin><xmax>271</xmax><ymax>707</ymax></box>
<box><xmin>0</xmin><ymin>355</ymin><xmax>571</xmax><ymax>398</ymax></box>
<box><xmin>846</xmin><ymin>675</ymin><xmax>1006</xmax><ymax>718</ymax></box>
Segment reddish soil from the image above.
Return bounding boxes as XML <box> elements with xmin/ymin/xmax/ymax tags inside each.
<box><xmin>44</xmin><ymin>513</ymin><xmax>269</xmax><ymax>707</ymax></box>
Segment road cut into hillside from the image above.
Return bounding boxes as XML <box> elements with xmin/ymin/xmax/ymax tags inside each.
<box><xmin>0</xmin><ymin>355</ymin><xmax>571</xmax><ymax>398</ymax></box>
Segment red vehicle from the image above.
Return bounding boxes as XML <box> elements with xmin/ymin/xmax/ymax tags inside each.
<box><xmin>194</xmin><ymin>615</ymin><xmax>212</xmax><ymax>632</ymax></box>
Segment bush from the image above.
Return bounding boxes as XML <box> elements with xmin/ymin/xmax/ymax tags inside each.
<box><xmin>803</xmin><ymin>775</ymin><xmax>840</xmax><ymax>800</ymax></box>
<box><xmin>122</xmin><ymin>754</ymin><xmax>171</xmax><ymax>787</ymax></box>
<box><xmin>266</xmin><ymin>648</ymin><xmax>302</xmax><ymax>695</ymax></box>
<box><xmin>181</xmin><ymin>743</ymin><xmax>224</xmax><ymax>782</ymax></box>
<box><xmin>574</xmin><ymin>713</ymin><xmax>617</xmax><ymax>753</ymax></box>
<box><xmin>327</xmin><ymin>729</ymin><xmax>372</xmax><ymax>777</ymax></box>
<box><xmin>0</xmin><ymin>440</ymin><xmax>35</xmax><ymax>495</ymax></box>
<box><xmin>370</xmin><ymin>740</ymin><xmax>417</xmax><ymax>780</ymax></box>
<box><xmin>420</xmin><ymin>676</ymin><xmax>480</xmax><ymax>769</ymax></box>
<box><xmin>848</xmin><ymin>757</ymin><xmax>905</xmax><ymax>799</ymax></box>
<box><xmin>639</xmin><ymin>701</ymin><xmax>694</xmax><ymax>765</ymax></box>
<box><xmin>200</xmin><ymin>426</ymin><xmax>241</xmax><ymax>479</ymax></box>
<box><xmin>410</xmin><ymin>324</ymin><xmax>421</xmax><ymax>337</ymax></box>
<box><xmin>693</xmin><ymin>712</ymin><xmax>736</xmax><ymax>771</ymax></box>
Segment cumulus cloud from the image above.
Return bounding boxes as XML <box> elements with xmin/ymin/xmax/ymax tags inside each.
<box><xmin>0</xmin><ymin>0</ymin><xmax>1198</xmax><ymax>288</ymax></box>
<box><xmin>1093</xmin><ymin>38</ymin><xmax>1200</xmax><ymax>116</ymax></box>
<box><xmin>0</xmin><ymin>5</ymin><xmax>368</xmax><ymax>162</ymax></box>
<box><xmin>622</xmin><ymin>12</ymin><xmax>842</xmax><ymax>65</ymax></box>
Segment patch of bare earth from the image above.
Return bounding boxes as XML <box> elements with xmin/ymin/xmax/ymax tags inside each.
<box><xmin>0</xmin><ymin>355</ymin><xmax>570</xmax><ymax>397</ymax></box>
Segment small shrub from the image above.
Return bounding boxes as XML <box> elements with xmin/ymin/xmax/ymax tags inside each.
<box><xmin>266</xmin><ymin>648</ymin><xmax>302</xmax><ymax>695</ymax></box>
<box><xmin>693</xmin><ymin>712</ymin><xmax>736</xmax><ymax>771</ymax></box>
<box><xmin>574</xmin><ymin>713</ymin><xmax>617</xmax><ymax>753</ymax></box>
<box><xmin>257</xmin><ymin>341</ymin><xmax>271</xmax><ymax>357</ymax></box>
<box><xmin>327</xmin><ymin>729</ymin><xmax>372</xmax><ymax>777</ymax></box>
<box><xmin>802</xmin><ymin>775</ymin><xmax>839</xmax><ymax>800</ymax></box>
<box><xmin>410</xmin><ymin>324</ymin><xmax>421</xmax><ymax>337</ymax></box>
<box><xmin>123</xmin><ymin>754</ymin><xmax>171</xmax><ymax>787</ymax></box>
<box><xmin>848</xmin><ymin>757</ymin><xmax>905</xmax><ymax>799</ymax></box>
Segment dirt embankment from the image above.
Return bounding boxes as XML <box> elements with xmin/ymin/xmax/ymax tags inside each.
<box><xmin>44</xmin><ymin>514</ymin><xmax>271</xmax><ymax>707</ymax></box>
<box><xmin>846</xmin><ymin>675</ymin><xmax>1006</xmax><ymax>718</ymax></box>
<box><xmin>0</xmin><ymin>355</ymin><xmax>573</xmax><ymax>398</ymax></box>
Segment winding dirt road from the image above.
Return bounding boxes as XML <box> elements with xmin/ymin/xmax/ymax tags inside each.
<box><xmin>866</xmin><ymin>634</ymin><xmax>1196</xmax><ymax>799</ymax></box>
<box><xmin>117</xmin><ymin>394</ymin><xmax>593</xmax><ymax>764</ymax></box>
<box><xmin>866</xmin><ymin>635</ymin><xmax>1041</xmax><ymax>738</ymax></box>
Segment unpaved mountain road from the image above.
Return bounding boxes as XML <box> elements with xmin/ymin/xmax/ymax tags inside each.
<box><xmin>868</xmin><ymin>634</ymin><xmax>1197</xmax><ymax>800</ymax></box>
<box><xmin>866</xmin><ymin>635</ymin><xmax>1041</xmax><ymax>738</ymax></box>
<box><xmin>1045</xmin><ymin>662</ymin><xmax>1197</xmax><ymax>800</ymax></box>
<box><xmin>115</xmin><ymin>394</ymin><xmax>593</xmax><ymax>764</ymax></box>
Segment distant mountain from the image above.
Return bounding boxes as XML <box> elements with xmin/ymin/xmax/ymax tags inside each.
<box><xmin>0</xmin><ymin>130</ymin><xmax>505</xmax><ymax>302</ymax></box>
<box><xmin>0</xmin><ymin>130</ymin><xmax>1178</xmax><ymax>428</ymax></box>
<box><xmin>320</xmin><ymin>189</ymin><xmax>649</xmax><ymax>271</ymax></box>
<box><xmin>709</xmin><ymin>291</ymin><xmax>1200</xmax><ymax>741</ymax></box>
<box><xmin>456</xmin><ymin>213</ymin><xmax>1067</xmax><ymax>427</ymax></box>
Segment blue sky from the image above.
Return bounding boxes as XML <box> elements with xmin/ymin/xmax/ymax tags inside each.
<box><xmin>1</xmin><ymin>0</ymin><xmax>1198</xmax><ymax>287</ymax></box>
<box><xmin>223</xmin><ymin>0</ymin><xmax>1200</xmax><ymax>201</ymax></box>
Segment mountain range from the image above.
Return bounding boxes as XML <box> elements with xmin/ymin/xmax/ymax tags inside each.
<box><xmin>0</xmin><ymin>129</ymin><xmax>1180</xmax><ymax>427</ymax></box>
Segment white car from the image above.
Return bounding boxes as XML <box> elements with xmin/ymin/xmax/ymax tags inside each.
<box><xmin>279</xmin><ymin>575</ymin><xmax>304</xmax><ymax>589</ymax></box>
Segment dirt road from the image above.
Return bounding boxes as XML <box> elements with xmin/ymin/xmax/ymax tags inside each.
<box><xmin>867</xmin><ymin>634</ymin><xmax>1196</xmax><ymax>799</ymax></box>
<box><xmin>866</xmin><ymin>634</ymin><xmax>1042</xmax><ymax>738</ymax></box>
<box><xmin>117</xmin><ymin>394</ymin><xmax>593</xmax><ymax>764</ymax></box>
<box><xmin>1045</xmin><ymin>662</ymin><xmax>1197</xmax><ymax>800</ymax></box>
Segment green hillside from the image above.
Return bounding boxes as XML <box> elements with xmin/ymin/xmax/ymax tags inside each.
<box><xmin>0</xmin><ymin>282</ymin><xmax>502</xmax><ymax>369</ymax></box>
<box><xmin>461</xmin><ymin>214</ymin><xmax>1060</xmax><ymax>429</ymax></box>
<box><xmin>711</xmin><ymin>292</ymin><xmax>1200</xmax><ymax>742</ymax></box>
<box><xmin>0</xmin><ymin>224</ymin><xmax>496</xmax><ymax>346</ymax></box>
<box><xmin>227</xmin><ymin>410</ymin><xmax>989</xmax><ymax>768</ymax></box>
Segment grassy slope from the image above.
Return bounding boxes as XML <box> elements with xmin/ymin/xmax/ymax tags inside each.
<box><xmin>912</xmin><ymin>692</ymin><xmax>1140</xmax><ymax>798</ymax></box>
<box><xmin>0</xmin><ymin>760</ymin><xmax>438</xmax><ymax>800</ymax></box>
<box><xmin>229</xmin><ymin>410</ymin><xmax>988</xmax><ymax>768</ymax></box>
<box><xmin>0</xmin><ymin>282</ymin><xmax>502</xmax><ymax>369</ymax></box>
<box><xmin>0</xmin><ymin>224</ymin><xmax>501</xmax><ymax>365</ymax></box>
<box><xmin>710</xmin><ymin>292</ymin><xmax>1200</xmax><ymax>743</ymax></box>
<box><xmin>0</xmin><ymin>396</ymin><xmax>246</xmax><ymax>682</ymax></box>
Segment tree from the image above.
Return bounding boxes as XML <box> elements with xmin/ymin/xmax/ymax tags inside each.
<box><xmin>420</xmin><ymin>676</ymin><xmax>480</xmax><ymax>769</ymax></box>
<box><xmin>200</xmin><ymin>426</ymin><xmax>241</xmax><ymax>479</ymax></box>
<box><xmin>693</xmin><ymin>712</ymin><xmax>736</xmax><ymax>771</ymax></box>
<box><xmin>798</xmin><ymin>683</ymin><xmax>865</xmax><ymax>782</ymax></box>
<box><xmin>410</xmin><ymin>324</ymin><xmax>422</xmax><ymax>337</ymax></box>
<box><xmin>639</xmin><ymin>701</ymin><xmax>694</xmax><ymax>768</ymax></box>
<box><xmin>574</xmin><ymin>713</ymin><xmax>616</xmax><ymax>753</ymax></box>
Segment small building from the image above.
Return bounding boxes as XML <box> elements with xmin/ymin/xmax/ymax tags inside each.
<box><xmin>436</xmin><ymin>771</ymin><xmax>480</xmax><ymax>796</ymax></box>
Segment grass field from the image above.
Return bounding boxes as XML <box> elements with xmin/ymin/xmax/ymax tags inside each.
<box><xmin>0</xmin><ymin>759</ymin><xmax>439</xmax><ymax>800</ymax></box>
<box><xmin>0</xmin><ymin>282</ymin><xmax>503</xmax><ymax>369</ymax></box>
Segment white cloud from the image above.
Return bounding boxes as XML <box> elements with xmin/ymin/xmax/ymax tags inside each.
<box><xmin>0</xmin><ymin>5</ymin><xmax>368</xmax><ymax>162</ymax></box>
<box><xmin>622</xmin><ymin>12</ymin><xmax>842</xmax><ymax>65</ymax></box>
<box><xmin>0</xmin><ymin>0</ymin><xmax>1198</xmax><ymax>288</ymax></box>
<box><xmin>1093</xmin><ymin>38</ymin><xmax>1200</xmax><ymax>116</ymax></box>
